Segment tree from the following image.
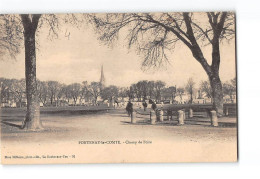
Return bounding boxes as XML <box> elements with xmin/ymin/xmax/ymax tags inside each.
<box><xmin>0</xmin><ymin>78</ymin><xmax>9</xmax><ymax>104</ymax></box>
<box><xmin>0</xmin><ymin>15</ymin><xmax>23</xmax><ymax>60</ymax></box>
<box><xmin>185</xmin><ymin>78</ymin><xmax>196</xmax><ymax>104</ymax></box>
<box><xmin>37</xmin><ymin>80</ymin><xmax>48</xmax><ymax>106</ymax></box>
<box><xmin>162</xmin><ymin>86</ymin><xmax>176</xmax><ymax>102</ymax></box>
<box><xmin>1</xmin><ymin>14</ymin><xmax>82</xmax><ymax>130</ymax></box>
<box><xmin>55</xmin><ymin>84</ymin><xmax>65</xmax><ymax>106</ymax></box>
<box><xmin>118</xmin><ymin>87</ymin><xmax>128</xmax><ymax>99</ymax></box>
<box><xmin>80</xmin><ymin>81</ymin><xmax>89</xmax><ymax>105</ymax></box>
<box><xmin>154</xmin><ymin>80</ymin><xmax>166</xmax><ymax>102</ymax></box>
<box><xmin>47</xmin><ymin>81</ymin><xmax>61</xmax><ymax>105</ymax></box>
<box><xmin>91</xmin><ymin>12</ymin><xmax>235</xmax><ymax>115</ymax></box>
<box><xmin>88</xmin><ymin>82</ymin><xmax>101</xmax><ymax>105</ymax></box>
<box><xmin>1</xmin><ymin>14</ymin><xmax>49</xmax><ymax>130</ymax></box>
<box><xmin>136</xmin><ymin>80</ymin><xmax>149</xmax><ymax>100</ymax></box>
<box><xmin>68</xmin><ymin>83</ymin><xmax>82</xmax><ymax>105</ymax></box>
<box><xmin>200</xmin><ymin>80</ymin><xmax>212</xmax><ymax>102</ymax></box>
<box><xmin>100</xmin><ymin>85</ymin><xmax>119</xmax><ymax>101</ymax></box>
<box><xmin>231</xmin><ymin>77</ymin><xmax>236</xmax><ymax>88</ymax></box>
<box><xmin>223</xmin><ymin>78</ymin><xmax>236</xmax><ymax>103</ymax></box>
<box><xmin>63</xmin><ymin>85</ymin><xmax>72</xmax><ymax>103</ymax></box>
<box><xmin>147</xmin><ymin>81</ymin><xmax>155</xmax><ymax>99</ymax></box>
<box><xmin>21</xmin><ymin>14</ymin><xmax>42</xmax><ymax>129</ymax></box>
<box><xmin>176</xmin><ymin>87</ymin><xmax>185</xmax><ymax>103</ymax></box>
<box><xmin>130</xmin><ymin>83</ymin><xmax>141</xmax><ymax>101</ymax></box>
<box><xmin>126</xmin><ymin>86</ymin><xmax>135</xmax><ymax>100</ymax></box>
<box><xmin>9</xmin><ymin>79</ymin><xmax>26</xmax><ymax>107</ymax></box>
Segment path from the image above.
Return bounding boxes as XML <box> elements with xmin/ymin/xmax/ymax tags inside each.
<box><xmin>1</xmin><ymin>108</ymin><xmax>238</xmax><ymax>164</ymax></box>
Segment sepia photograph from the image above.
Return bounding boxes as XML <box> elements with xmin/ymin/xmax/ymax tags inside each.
<box><xmin>0</xmin><ymin>11</ymin><xmax>237</xmax><ymax>164</ymax></box>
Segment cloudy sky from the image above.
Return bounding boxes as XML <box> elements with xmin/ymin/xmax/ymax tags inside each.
<box><xmin>0</xmin><ymin>15</ymin><xmax>236</xmax><ymax>88</ymax></box>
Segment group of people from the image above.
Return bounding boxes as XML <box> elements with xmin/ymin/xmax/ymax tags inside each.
<box><xmin>125</xmin><ymin>99</ymin><xmax>157</xmax><ymax>116</ymax></box>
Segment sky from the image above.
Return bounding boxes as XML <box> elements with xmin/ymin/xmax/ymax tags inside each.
<box><xmin>0</xmin><ymin>14</ymin><xmax>236</xmax><ymax>88</ymax></box>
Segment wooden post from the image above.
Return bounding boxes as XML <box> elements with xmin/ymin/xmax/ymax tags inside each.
<box><xmin>159</xmin><ymin>109</ymin><xmax>164</xmax><ymax>122</ymax></box>
<box><xmin>150</xmin><ymin>110</ymin><xmax>156</xmax><ymax>125</ymax></box>
<box><xmin>225</xmin><ymin>107</ymin><xmax>229</xmax><ymax>116</ymax></box>
<box><xmin>156</xmin><ymin>109</ymin><xmax>160</xmax><ymax>121</ymax></box>
<box><xmin>210</xmin><ymin>110</ymin><xmax>218</xmax><ymax>127</ymax></box>
<box><xmin>178</xmin><ymin>110</ymin><xmax>184</xmax><ymax>125</ymax></box>
<box><xmin>189</xmin><ymin>108</ymin><xmax>193</xmax><ymax>118</ymax></box>
<box><xmin>131</xmin><ymin>111</ymin><xmax>136</xmax><ymax>124</ymax></box>
<box><xmin>167</xmin><ymin>110</ymin><xmax>170</xmax><ymax>120</ymax></box>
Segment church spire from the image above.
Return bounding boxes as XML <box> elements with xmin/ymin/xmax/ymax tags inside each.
<box><xmin>100</xmin><ymin>64</ymin><xmax>106</xmax><ymax>89</ymax></box>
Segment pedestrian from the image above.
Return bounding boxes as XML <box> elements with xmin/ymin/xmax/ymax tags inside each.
<box><xmin>142</xmin><ymin>100</ymin><xmax>148</xmax><ymax>111</ymax></box>
<box><xmin>151</xmin><ymin>101</ymin><xmax>157</xmax><ymax>111</ymax></box>
<box><xmin>126</xmin><ymin>100</ymin><xmax>133</xmax><ymax>116</ymax></box>
<box><xmin>115</xmin><ymin>99</ymin><xmax>119</xmax><ymax>107</ymax></box>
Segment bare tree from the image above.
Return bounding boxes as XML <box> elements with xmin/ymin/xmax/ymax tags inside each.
<box><xmin>88</xmin><ymin>82</ymin><xmax>101</xmax><ymax>105</ymax></box>
<box><xmin>79</xmin><ymin>81</ymin><xmax>88</xmax><ymax>105</ymax></box>
<box><xmin>47</xmin><ymin>81</ymin><xmax>60</xmax><ymax>105</ymax></box>
<box><xmin>147</xmin><ymin>81</ymin><xmax>155</xmax><ymax>99</ymax></box>
<box><xmin>154</xmin><ymin>80</ymin><xmax>166</xmax><ymax>103</ymax></box>
<box><xmin>63</xmin><ymin>85</ymin><xmax>72</xmax><ymax>103</ymax></box>
<box><xmin>135</xmin><ymin>80</ymin><xmax>149</xmax><ymax>100</ymax></box>
<box><xmin>231</xmin><ymin>77</ymin><xmax>236</xmax><ymax>88</ymax></box>
<box><xmin>0</xmin><ymin>14</ymin><xmax>85</xmax><ymax>130</ymax></box>
<box><xmin>126</xmin><ymin>86</ymin><xmax>135</xmax><ymax>100</ymax></box>
<box><xmin>223</xmin><ymin>78</ymin><xmax>236</xmax><ymax>103</ymax></box>
<box><xmin>118</xmin><ymin>87</ymin><xmax>128</xmax><ymax>99</ymax></box>
<box><xmin>55</xmin><ymin>84</ymin><xmax>65</xmax><ymax>106</ymax></box>
<box><xmin>0</xmin><ymin>78</ymin><xmax>8</xmax><ymax>104</ymax></box>
<box><xmin>100</xmin><ymin>85</ymin><xmax>119</xmax><ymax>102</ymax></box>
<box><xmin>0</xmin><ymin>15</ymin><xmax>23</xmax><ymax>60</ymax></box>
<box><xmin>130</xmin><ymin>83</ymin><xmax>141</xmax><ymax>101</ymax></box>
<box><xmin>68</xmin><ymin>83</ymin><xmax>81</xmax><ymax>105</ymax></box>
<box><xmin>0</xmin><ymin>14</ymin><xmax>55</xmax><ymax>129</ymax></box>
<box><xmin>9</xmin><ymin>79</ymin><xmax>26</xmax><ymax>107</ymax></box>
<box><xmin>162</xmin><ymin>86</ymin><xmax>176</xmax><ymax>102</ymax></box>
<box><xmin>37</xmin><ymin>80</ymin><xmax>48</xmax><ymax>106</ymax></box>
<box><xmin>91</xmin><ymin>12</ymin><xmax>235</xmax><ymax>115</ymax></box>
<box><xmin>176</xmin><ymin>87</ymin><xmax>185</xmax><ymax>103</ymax></box>
<box><xmin>21</xmin><ymin>14</ymin><xmax>43</xmax><ymax>129</ymax></box>
<box><xmin>185</xmin><ymin>78</ymin><xmax>196</xmax><ymax>104</ymax></box>
<box><xmin>200</xmin><ymin>80</ymin><xmax>212</xmax><ymax>102</ymax></box>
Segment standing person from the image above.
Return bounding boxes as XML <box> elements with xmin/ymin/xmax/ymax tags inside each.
<box><xmin>151</xmin><ymin>101</ymin><xmax>157</xmax><ymax>111</ymax></box>
<box><xmin>115</xmin><ymin>99</ymin><xmax>119</xmax><ymax>108</ymax></box>
<box><xmin>126</xmin><ymin>100</ymin><xmax>133</xmax><ymax>116</ymax></box>
<box><xmin>142</xmin><ymin>100</ymin><xmax>148</xmax><ymax>111</ymax></box>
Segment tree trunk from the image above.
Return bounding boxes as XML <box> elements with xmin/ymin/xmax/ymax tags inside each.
<box><xmin>210</xmin><ymin>35</ymin><xmax>223</xmax><ymax>116</ymax></box>
<box><xmin>95</xmin><ymin>97</ymin><xmax>97</xmax><ymax>105</ymax></box>
<box><xmin>182</xmin><ymin>12</ymin><xmax>226</xmax><ymax>116</ymax></box>
<box><xmin>50</xmin><ymin>95</ymin><xmax>53</xmax><ymax>105</ymax></box>
<box><xmin>209</xmin><ymin>74</ymin><xmax>223</xmax><ymax>116</ymax></box>
<box><xmin>230</xmin><ymin>95</ymin><xmax>233</xmax><ymax>103</ymax></box>
<box><xmin>190</xmin><ymin>91</ymin><xmax>193</xmax><ymax>104</ymax></box>
<box><xmin>21</xmin><ymin>15</ymin><xmax>43</xmax><ymax>130</ymax></box>
<box><xmin>19</xmin><ymin>99</ymin><xmax>22</xmax><ymax>108</ymax></box>
<box><xmin>190</xmin><ymin>42</ymin><xmax>224</xmax><ymax>115</ymax></box>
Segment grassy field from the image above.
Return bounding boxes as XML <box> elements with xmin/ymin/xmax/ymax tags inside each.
<box><xmin>0</xmin><ymin>105</ymin><xmax>111</xmax><ymax>116</ymax></box>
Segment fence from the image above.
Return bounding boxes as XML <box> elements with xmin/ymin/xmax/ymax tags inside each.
<box><xmin>129</xmin><ymin>103</ymin><xmax>237</xmax><ymax>127</ymax></box>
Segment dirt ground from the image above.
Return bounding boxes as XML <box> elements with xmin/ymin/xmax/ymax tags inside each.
<box><xmin>0</xmin><ymin>108</ymin><xmax>238</xmax><ymax>164</ymax></box>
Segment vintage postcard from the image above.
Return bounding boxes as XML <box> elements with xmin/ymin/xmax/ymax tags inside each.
<box><xmin>0</xmin><ymin>12</ymin><xmax>237</xmax><ymax>164</ymax></box>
